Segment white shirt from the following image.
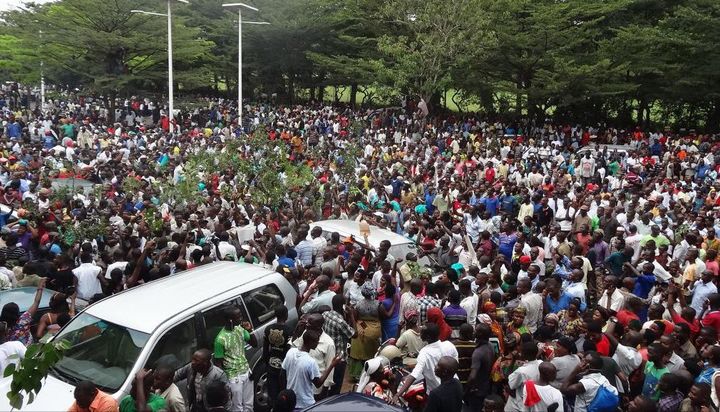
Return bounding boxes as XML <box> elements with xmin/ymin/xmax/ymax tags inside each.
<box><xmin>104</xmin><ymin>261</ymin><xmax>128</xmax><ymax>280</ymax></box>
<box><xmin>72</xmin><ymin>262</ymin><xmax>103</xmax><ymax>300</ymax></box>
<box><xmin>523</xmin><ymin>383</ymin><xmax>565</xmax><ymax>412</ymax></box>
<box><xmin>0</xmin><ymin>341</ymin><xmax>25</xmax><ymax>377</ymax></box>
<box><xmin>506</xmin><ymin>360</ymin><xmax>541</xmax><ymax>412</ymax></box>
<box><xmin>673</xmin><ymin>239</ymin><xmax>690</xmax><ymax>263</ymax></box>
<box><xmin>460</xmin><ymin>294</ymin><xmax>479</xmax><ymax>326</ymax></box>
<box><xmin>410</xmin><ymin>340</ymin><xmax>458</xmax><ymax>393</ymax></box>
<box><xmin>372</xmin><ymin>270</ymin><xmax>400</xmax><ymax>290</ymax></box>
<box><xmin>311</xmin><ymin>236</ymin><xmax>327</xmax><ymax>265</ymax></box>
<box><xmin>625</xmin><ymin>234</ymin><xmax>643</xmax><ymax>261</ymax></box>
<box><xmin>564</xmin><ymin>282</ymin><xmax>587</xmax><ymax>309</ymax></box>
<box><xmin>520</xmin><ymin>292</ymin><xmax>544</xmax><ymax>333</ymax></box>
<box><xmin>217</xmin><ymin>241</ymin><xmax>238</xmax><ymax>261</ymax></box>
<box><xmin>292</xmin><ymin>331</ymin><xmax>336</xmax><ymax>392</ymax></box>
<box><xmin>612</xmin><ymin>343</ymin><xmax>642</xmax><ymax>376</ymax></box>
<box><xmin>575</xmin><ymin>372</ymin><xmax>617</xmax><ymax>412</ymax></box>
<box><xmin>690</xmin><ymin>280</ymin><xmax>717</xmax><ymax>318</ymax></box>
<box><xmin>667</xmin><ymin>351</ymin><xmax>686</xmax><ymax>373</ymax></box>
<box><xmin>282</xmin><ymin>347</ymin><xmax>320</xmax><ymax>408</ymax></box>
<box><xmin>598</xmin><ymin>289</ymin><xmax>625</xmax><ymax>313</ymax></box>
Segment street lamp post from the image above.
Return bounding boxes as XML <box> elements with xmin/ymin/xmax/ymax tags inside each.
<box><xmin>221</xmin><ymin>3</ymin><xmax>269</xmax><ymax>128</ymax></box>
<box><xmin>39</xmin><ymin>30</ymin><xmax>45</xmax><ymax>114</ymax></box>
<box><xmin>131</xmin><ymin>0</ymin><xmax>188</xmax><ymax>134</ymax></box>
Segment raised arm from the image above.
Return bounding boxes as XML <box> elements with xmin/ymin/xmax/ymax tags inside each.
<box><xmin>311</xmin><ymin>356</ymin><xmax>341</xmax><ymax>388</ymax></box>
<box><xmin>127</xmin><ymin>240</ymin><xmax>155</xmax><ymax>288</ymax></box>
<box><xmin>27</xmin><ymin>278</ymin><xmax>46</xmax><ymax>317</ymax></box>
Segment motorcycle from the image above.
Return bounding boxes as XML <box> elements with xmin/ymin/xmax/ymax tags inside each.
<box><xmin>355</xmin><ymin>339</ymin><xmax>427</xmax><ymax>411</ymax></box>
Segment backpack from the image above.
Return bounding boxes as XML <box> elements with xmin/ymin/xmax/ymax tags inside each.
<box><xmin>587</xmin><ymin>380</ymin><xmax>620</xmax><ymax>412</ymax></box>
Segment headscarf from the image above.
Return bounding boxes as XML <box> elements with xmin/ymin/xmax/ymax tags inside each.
<box><xmin>404</xmin><ymin>309</ymin><xmax>419</xmax><ymax>322</ymax></box>
<box><xmin>361</xmin><ymin>282</ymin><xmax>376</xmax><ymax>300</ymax></box>
<box><xmin>544</xmin><ymin>313</ymin><xmax>560</xmax><ymax>326</ymax></box>
<box><xmin>356</xmin><ymin>356</ymin><xmax>390</xmax><ymax>394</ymax></box>
<box><xmin>482</xmin><ymin>301</ymin><xmax>497</xmax><ymax>313</ymax></box>
<box><xmin>477</xmin><ymin>314</ymin><xmax>492</xmax><ymax>326</ymax></box>
<box><xmin>426</xmin><ymin>307</ymin><xmax>452</xmax><ymax>341</ymax></box>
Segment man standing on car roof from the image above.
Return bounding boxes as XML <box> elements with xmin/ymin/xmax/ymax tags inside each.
<box><xmin>214</xmin><ymin>305</ymin><xmax>257</xmax><ymax>412</ymax></box>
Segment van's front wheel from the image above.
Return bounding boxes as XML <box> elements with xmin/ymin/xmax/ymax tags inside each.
<box><xmin>253</xmin><ymin>362</ymin><xmax>271</xmax><ymax>412</ymax></box>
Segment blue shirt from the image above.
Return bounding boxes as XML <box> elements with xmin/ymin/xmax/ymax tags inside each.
<box><xmin>277</xmin><ymin>256</ymin><xmax>295</xmax><ymax>268</ymax></box>
<box><xmin>554</xmin><ymin>256</ymin><xmax>572</xmax><ymax>279</ymax></box>
<box><xmin>498</xmin><ymin>232</ymin><xmax>517</xmax><ymax>258</ymax></box>
<box><xmin>391</xmin><ymin>179</ymin><xmax>403</xmax><ymax>199</ymax></box>
<box><xmin>483</xmin><ymin>197</ymin><xmax>499</xmax><ymax>217</ymax></box>
<box><xmin>698</xmin><ymin>165</ymin><xmax>709</xmax><ymax>179</ymax></box>
<box><xmin>632</xmin><ymin>274</ymin><xmax>656</xmax><ymax>299</ymax></box>
<box><xmin>499</xmin><ymin>195</ymin><xmax>517</xmax><ymax>214</ymax></box>
<box><xmin>6</xmin><ymin>122</ymin><xmax>21</xmax><ymax>138</ymax></box>
<box><xmin>425</xmin><ymin>193</ymin><xmax>436</xmax><ymax>214</ymax></box>
<box><xmin>546</xmin><ymin>293</ymin><xmax>573</xmax><ymax>313</ymax></box>
<box><xmin>282</xmin><ymin>347</ymin><xmax>320</xmax><ymax>409</ymax></box>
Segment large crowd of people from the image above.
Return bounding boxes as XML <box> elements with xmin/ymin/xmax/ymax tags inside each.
<box><xmin>2</xmin><ymin>82</ymin><xmax>720</xmax><ymax>412</ymax></box>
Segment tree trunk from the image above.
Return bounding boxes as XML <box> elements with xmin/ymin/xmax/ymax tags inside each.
<box><xmin>637</xmin><ymin>98</ymin><xmax>647</xmax><ymax>128</ymax></box>
<box><xmin>350</xmin><ymin>83</ymin><xmax>358</xmax><ymax>108</ymax></box>
<box><xmin>430</xmin><ymin>91</ymin><xmax>442</xmax><ymax>114</ymax></box>
<box><xmin>287</xmin><ymin>72</ymin><xmax>295</xmax><ymax>104</ymax></box>
<box><xmin>309</xmin><ymin>86</ymin><xmax>316</xmax><ymax>102</ymax></box>
<box><xmin>105</xmin><ymin>92</ymin><xmax>117</xmax><ymax>125</ymax></box>
<box><xmin>707</xmin><ymin>100</ymin><xmax>720</xmax><ymax>132</ymax></box>
<box><xmin>479</xmin><ymin>87</ymin><xmax>495</xmax><ymax>117</ymax></box>
<box><xmin>317</xmin><ymin>86</ymin><xmax>325</xmax><ymax>102</ymax></box>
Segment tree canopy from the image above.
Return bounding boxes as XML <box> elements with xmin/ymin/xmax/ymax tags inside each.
<box><xmin>2</xmin><ymin>0</ymin><xmax>720</xmax><ymax>128</ymax></box>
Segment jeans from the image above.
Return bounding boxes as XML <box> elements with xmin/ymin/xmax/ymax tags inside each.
<box><xmin>329</xmin><ymin>360</ymin><xmax>347</xmax><ymax>396</ymax></box>
<box><xmin>266</xmin><ymin>371</ymin><xmax>281</xmax><ymax>409</ymax></box>
<box><xmin>229</xmin><ymin>371</ymin><xmax>253</xmax><ymax>412</ymax></box>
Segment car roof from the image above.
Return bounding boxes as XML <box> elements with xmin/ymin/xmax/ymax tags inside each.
<box><xmin>85</xmin><ymin>262</ymin><xmax>282</xmax><ymax>333</ymax></box>
<box><xmin>301</xmin><ymin>393</ymin><xmax>404</xmax><ymax>411</ymax></box>
<box><xmin>577</xmin><ymin>144</ymin><xmax>632</xmax><ymax>153</ymax></box>
<box><xmin>310</xmin><ymin>219</ymin><xmax>411</xmax><ymax>248</ymax></box>
<box><xmin>0</xmin><ymin>287</ymin><xmax>54</xmax><ymax>312</ymax></box>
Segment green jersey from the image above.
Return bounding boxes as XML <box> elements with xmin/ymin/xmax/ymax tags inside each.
<box><xmin>214</xmin><ymin>325</ymin><xmax>251</xmax><ymax>376</ymax></box>
<box><xmin>61</xmin><ymin>123</ymin><xmax>75</xmax><ymax>139</ymax></box>
<box><xmin>119</xmin><ymin>393</ymin><xmax>166</xmax><ymax>412</ymax></box>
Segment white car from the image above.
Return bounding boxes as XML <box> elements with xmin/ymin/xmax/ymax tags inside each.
<box><xmin>576</xmin><ymin>144</ymin><xmax>633</xmax><ymax>158</ymax></box>
<box><xmin>309</xmin><ymin>219</ymin><xmax>432</xmax><ymax>267</ymax></box>
<box><xmin>0</xmin><ymin>262</ymin><xmax>298</xmax><ymax>411</ymax></box>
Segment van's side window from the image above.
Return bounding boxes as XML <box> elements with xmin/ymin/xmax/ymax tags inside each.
<box><xmin>146</xmin><ymin>318</ymin><xmax>198</xmax><ymax>370</ymax></box>
<box><xmin>202</xmin><ymin>302</ymin><xmax>249</xmax><ymax>349</ymax></box>
<box><xmin>242</xmin><ymin>284</ymin><xmax>284</xmax><ymax>327</ymax></box>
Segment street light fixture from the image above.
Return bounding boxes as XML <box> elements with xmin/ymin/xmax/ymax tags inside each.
<box><xmin>222</xmin><ymin>3</ymin><xmax>269</xmax><ymax>128</ymax></box>
<box><xmin>131</xmin><ymin>0</ymin><xmax>189</xmax><ymax>133</ymax></box>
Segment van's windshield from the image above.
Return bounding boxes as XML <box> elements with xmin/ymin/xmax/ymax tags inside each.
<box><xmin>50</xmin><ymin>313</ymin><xmax>150</xmax><ymax>392</ymax></box>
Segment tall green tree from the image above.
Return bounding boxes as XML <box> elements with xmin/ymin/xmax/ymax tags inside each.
<box><xmin>374</xmin><ymin>0</ymin><xmax>489</xmax><ymax>111</ymax></box>
<box><xmin>2</xmin><ymin>0</ymin><xmax>213</xmax><ymax>114</ymax></box>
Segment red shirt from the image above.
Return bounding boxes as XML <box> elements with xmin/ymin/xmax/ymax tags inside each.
<box><xmin>706</xmin><ymin>260</ymin><xmax>720</xmax><ymax>277</ymax></box>
<box><xmin>617</xmin><ymin>309</ymin><xmax>640</xmax><ymax>328</ymax></box>
<box><xmin>575</xmin><ymin>233</ymin><xmax>592</xmax><ymax>255</ymax></box>
<box><xmin>485</xmin><ymin>168</ymin><xmax>495</xmax><ymax>183</ymax></box>
<box><xmin>672</xmin><ymin>313</ymin><xmax>700</xmax><ymax>338</ymax></box>
<box><xmin>702</xmin><ymin>311</ymin><xmax>720</xmax><ymax>339</ymax></box>
<box><xmin>596</xmin><ymin>334</ymin><xmax>611</xmax><ymax>356</ymax></box>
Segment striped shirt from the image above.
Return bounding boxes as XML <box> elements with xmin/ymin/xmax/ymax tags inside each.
<box><xmin>453</xmin><ymin>339</ymin><xmax>476</xmax><ymax>385</ymax></box>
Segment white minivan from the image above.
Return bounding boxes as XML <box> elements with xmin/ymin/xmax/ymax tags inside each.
<box><xmin>309</xmin><ymin>219</ymin><xmax>433</xmax><ymax>267</ymax></box>
<box><xmin>0</xmin><ymin>262</ymin><xmax>298</xmax><ymax>411</ymax></box>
